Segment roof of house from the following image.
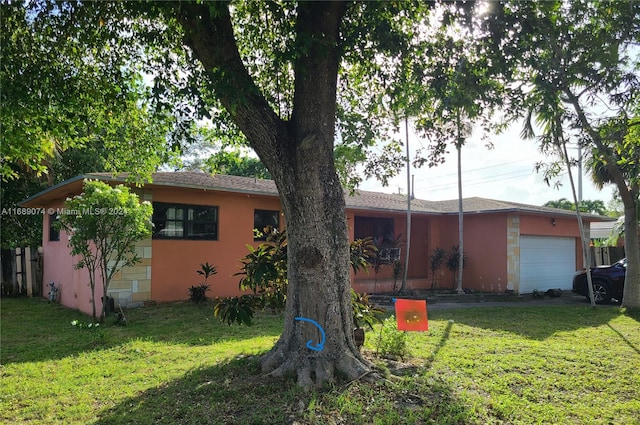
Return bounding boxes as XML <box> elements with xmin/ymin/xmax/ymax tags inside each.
<box><xmin>21</xmin><ymin>171</ymin><xmax>611</xmax><ymax>221</ymax></box>
<box><xmin>590</xmin><ymin>218</ymin><xmax>623</xmax><ymax>238</ymax></box>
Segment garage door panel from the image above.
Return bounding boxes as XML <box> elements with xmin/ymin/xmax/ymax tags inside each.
<box><xmin>519</xmin><ymin>236</ymin><xmax>575</xmax><ymax>294</ymax></box>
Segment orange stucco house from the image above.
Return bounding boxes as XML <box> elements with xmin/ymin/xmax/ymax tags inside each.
<box><xmin>22</xmin><ymin>172</ymin><xmax>609</xmax><ymax>316</ymax></box>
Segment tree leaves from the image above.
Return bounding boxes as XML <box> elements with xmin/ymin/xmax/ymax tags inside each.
<box><xmin>55</xmin><ymin>180</ymin><xmax>153</xmax><ymax>321</ymax></box>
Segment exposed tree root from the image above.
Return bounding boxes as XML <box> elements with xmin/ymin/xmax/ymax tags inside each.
<box><xmin>260</xmin><ymin>340</ymin><xmax>379</xmax><ymax>388</ymax></box>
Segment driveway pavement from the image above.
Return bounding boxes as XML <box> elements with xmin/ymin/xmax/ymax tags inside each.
<box><xmin>372</xmin><ymin>292</ymin><xmax>621</xmax><ymax>311</ymax></box>
<box><xmin>425</xmin><ymin>294</ymin><xmax>591</xmax><ymax>310</ymax></box>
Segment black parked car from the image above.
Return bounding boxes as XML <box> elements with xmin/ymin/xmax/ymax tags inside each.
<box><xmin>572</xmin><ymin>258</ymin><xmax>626</xmax><ymax>304</ymax></box>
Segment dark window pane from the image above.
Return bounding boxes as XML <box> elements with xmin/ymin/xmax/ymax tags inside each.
<box><xmin>189</xmin><ymin>207</ymin><xmax>211</xmax><ymax>222</ymax></box>
<box><xmin>49</xmin><ymin>214</ymin><xmax>60</xmax><ymax>242</ymax></box>
<box><xmin>188</xmin><ymin>221</ymin><xmax>216</xmax><ymax>239</ymax></box>
<box><xmin>254</xmin><ymin>209</ymin><xmax>279</xmax><ymax>240</ymax></box>
<box><xmin>354</xmin><ymin>216</ymin><xmax>393</xmax><ymax>240</ymax></box>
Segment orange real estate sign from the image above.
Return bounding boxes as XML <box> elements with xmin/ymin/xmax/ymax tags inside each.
<box><xmin>394</xmin><ymin>298</ymin><xmax>428</xmax><ymax>331</ymax></box>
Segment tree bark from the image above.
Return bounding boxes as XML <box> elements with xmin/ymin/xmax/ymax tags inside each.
<box><xmin>178</xmin><ymin>2</ymin><xmax>375</xmax><ymax>386</ymax></box>
<box><xmin>622</xmin><ymin>203</ymin><xmax>640</xmax><ymax>308</ymax></box>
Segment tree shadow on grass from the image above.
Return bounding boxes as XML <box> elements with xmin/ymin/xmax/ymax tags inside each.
<box><xmin>623</xmin><ymin>306</ymin><xmax>640</xmax><ymax>322</ymax></box>
<box><xmin>95</xmin><ymin>356</ymin><xmax>299</xmax><ymax>425</ymax></box>
<box><xmin>423</xmin><ymin>321</ymin><xmax>453</xmax><ymax>369</ymax></box>
<box><xmin>428</xmin><ymin>304</ymin><xmax>627</xmax><ymax>340</ymax></box>
<box><xmin>94</xmin><ymin>355</ymin><xmax>476</xmax><ymax>425</ymax></box>
<box><xmin>1</xmin><ymin>298</ymin><xmax>282</xmax><ymax>365</ymax></box>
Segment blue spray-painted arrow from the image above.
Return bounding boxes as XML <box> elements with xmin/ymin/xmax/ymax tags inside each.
<box><xmin>294</xmin><ymin>317</ymin><xmax>326</xmax><ymax>351</ymax></box>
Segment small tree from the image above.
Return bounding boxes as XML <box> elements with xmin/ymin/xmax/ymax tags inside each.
<box><xmin>57</xmin><ymin>180</ymin><xmax>152</xmax><ymax>322</ymax></box>
<box><xmin>446</xmin><ymin>245</ymin><xmax>468</xmax><ymax>290</ymax></box>
<box><xmin>429</xmin><ymin>247</ymin><xmax>446</xmax><ymax>290</ymax></box>
<box><xmin>235</xmin><ymin>228</ymin><xmax>288</xmax><ymax>312</ymax></box>
<box><xmin>189</xmin><ymin>262</ymin><xmax>217</xmax><ymax>303</ymax></box>
<box><xmin>370</xmin><ymin>234</ymin><xmax>403</xmax><ymax>293</ymax></box>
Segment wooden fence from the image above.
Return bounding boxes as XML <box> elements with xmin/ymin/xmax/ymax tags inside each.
<box><xmin>590</xmin><ymin>246</ymin><xmax>626</xmax><ymax>267</ymax></box>
<box><xmin>1</xmin><ymin>247</ymin><xmax>43</xmax><ymax>297</ymax></box>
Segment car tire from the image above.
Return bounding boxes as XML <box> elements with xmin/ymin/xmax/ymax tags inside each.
<box><xmin>588</xmin><ymin>280</ymin><xmax>612</xmax><ymax>304</ymax></box>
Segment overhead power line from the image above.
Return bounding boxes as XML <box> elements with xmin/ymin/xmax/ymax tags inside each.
<box><xmin>363</xmin><ymin>166</ymin><xmax>537</xmax><ymax>195</ymax></box>
<box><xmin>411</xmin><ymin>157</ymin><xmax>534</xmax><ymax>184</ymax></box>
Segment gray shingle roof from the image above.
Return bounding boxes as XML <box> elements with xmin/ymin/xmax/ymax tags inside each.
<box><xmin>433</xmin><ymin>197</ymin><xmax>606</xmax><ymax>219</ymax></box>
<box><xmin>24</xmin><ymin>171</ymin><xmax>611</xmax><ymax>221</ymax></box>
<box><xmin>88</xmin><ymin>172</ymin><xmax>448</xmax><ymax>214</ymax></box>
<box><xmin>87</xmin><ymin>172</ymin><xmax>279</xmax><ymax>196</ymax></box>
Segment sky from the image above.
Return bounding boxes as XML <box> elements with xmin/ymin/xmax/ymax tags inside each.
<box><xmin>358</xmin><ymin>120</ymin><xmax>617</xmax><ymax>208</ymax></box>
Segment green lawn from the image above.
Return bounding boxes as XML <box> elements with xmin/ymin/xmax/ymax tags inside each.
<box><xmin>1</xmin><ymin>298</ymin><xmax>638</xmax><ymax>424</ymax></box>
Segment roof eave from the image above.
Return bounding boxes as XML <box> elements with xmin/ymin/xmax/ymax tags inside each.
<box><xmin>19</xmin><ymin>174</ymin><xmax>98</xmax><ymax>207</ymax></box>
<box><xmin>440</xmin><ymin>207</ymin><xmax>612</xmax><ymax>221</ymax></box>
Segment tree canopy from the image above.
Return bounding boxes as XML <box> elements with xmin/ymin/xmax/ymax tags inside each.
<box><xmin>56</xmin><ymin>180</ymin><xmax>153</xmax><ymax>321</ymax></box>
<box><xmin>1</xmin><ymin>2</ymin><xmax>185</xmax><ymax>183</ymax></box>
<box><xmin>543</xmin><ymin>198</ymin><xmax>608</xmax><ymax>216</ymax></box>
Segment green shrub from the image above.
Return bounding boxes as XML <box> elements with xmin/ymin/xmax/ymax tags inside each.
<box><xmin>213</xmin><ymin>295</ymin><xmax>261</xmax><ymax>326</ymax></box>
<box><xmin>189</xmin><ymin>262</ymin><xmax>217</xmax><ymax>303</ymax></box>
<box><xmin>349</xmin><ymin>236</ymin><xmax>377</xmax><ymax>274</ymax></box>
<box><xmin>235</xmin><ymin>227</ymin><xmax>287</xmax><ymax>311</ymax></box>
<box><xmin>429</xmin><ymin>247</ymin><xmax>446</xmax><ymax>290</ymax></box>
<box><xmin>351</xmin><ymin>289</ymin><xmax>385</xmax><ymax>330</ymax></box>
<box><xmin>377</xmin><ymin>316</ymin><xmax>409</xmax><ymax>361</ymax></box>
<box><xmin>445</xmin><ymin>245</ymin><xmax>468</xmax><ymax>287</ymax></box>
<box><xmin>188</xmin><ymin>284</ymin><xmax>210</xmax><ymax>303</ymax></box>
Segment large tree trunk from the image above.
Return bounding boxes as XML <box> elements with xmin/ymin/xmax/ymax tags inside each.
<box><xmin>622</xmin><ymin>203</ymin><xmax>640</xmax><ymax>308</ymax></box>
<box><xmin>260</xmin><ymin>156</ymin><xmax>373</xmax><ymax>386</ymax></box>
<box><xmin>178</xmin><ymin>2</ymin><xmax>374</xmax><ymax>386</ymax></box>
<box><xmin>261</xmin><ymin>2</ymin><xmax>374</xmax><ymax>386</ymax></box>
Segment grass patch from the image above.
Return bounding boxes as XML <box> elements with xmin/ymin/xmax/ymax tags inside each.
<box><xmin>1</xmin><ymin>298</ymin><xmax>639</xmax><ymax>424</ymax></box>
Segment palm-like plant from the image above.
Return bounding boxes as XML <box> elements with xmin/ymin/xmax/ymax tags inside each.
<box><xmin>445</xmin><ymin>245</ymin><xmax>468</xmax><ymax>289</ymax></box>
<box><xmin>429</xmin><ymin>247</ymin><xmax>446</xmax><ymax>290</ymax></box>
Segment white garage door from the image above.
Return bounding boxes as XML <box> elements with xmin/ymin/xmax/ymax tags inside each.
<box><xmin>519</xmin><ymin>236</ymin><xmax>576</xmax><ymax>294</ymax></box>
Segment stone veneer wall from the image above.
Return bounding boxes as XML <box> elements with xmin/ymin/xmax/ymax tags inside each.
<box><xmin>506</xmin><ymin>214</ymin><xmax>520</xmax><ymax>293</ymax></box>
<box><xmin>106</xmin><ymin>191</ymin><xmax>153</xmax><ymax>308</ymax></box>
<box><xmin>107</xmin><ymin>238</ymin><xmax>152</xmax><ymax>308</ymax></box>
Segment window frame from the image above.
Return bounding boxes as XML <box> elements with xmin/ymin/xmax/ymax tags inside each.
<box><xmin>152</xmin><ymin>202</ymin><xmax>219</xmax><ymax>240</ymax></box>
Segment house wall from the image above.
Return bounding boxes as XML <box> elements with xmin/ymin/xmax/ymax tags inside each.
<box><xmin>519</xmin><ymin>214</ymin><xmax>584</xmax><ymax>269</ymax></box>
<box><xmin>107</xmin><ymin>237</ymin><xmax>152</xmax><ymax>307</ymax></box>
<box><xmin>150</xmin><ymin>188</ymin><xmax>283</xmax><ymax>301</ymax></box>
<box><xmin>106</xmin><ymin>190</ymin><xmax>153</xmax><ymax>308</ymax></box>
<box><xmin>42</xmin><ymin>211</ymin><xmax>104</xmax><ymax>317</ymax></box>
<box><xmin>429</xmin><ymin>215</ymin><xmax>459</xmax><ymax>290</ymax></box>
<box><xmin>462</xmin><ymin>214</ymin><xmax>509</xmax><ymax>292</ymax></box>
<box><xmin>38</xmin><ymin>178</ymin><xmax>592</xmax><ymax>311</ymax></box>
<box><xmin>408</xmin><ymin>216</ymin><xmax>430</xmax><ymax>279</ymax></box>
<box><xmin>424</xmin><ymin>214</ymin><xmax>508</xmax><ymax>292</ymax></box>
<box><xmin>506</xmin><ymin>215</ymin><xmax>520</xmax><ymax>292</ymax></box>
